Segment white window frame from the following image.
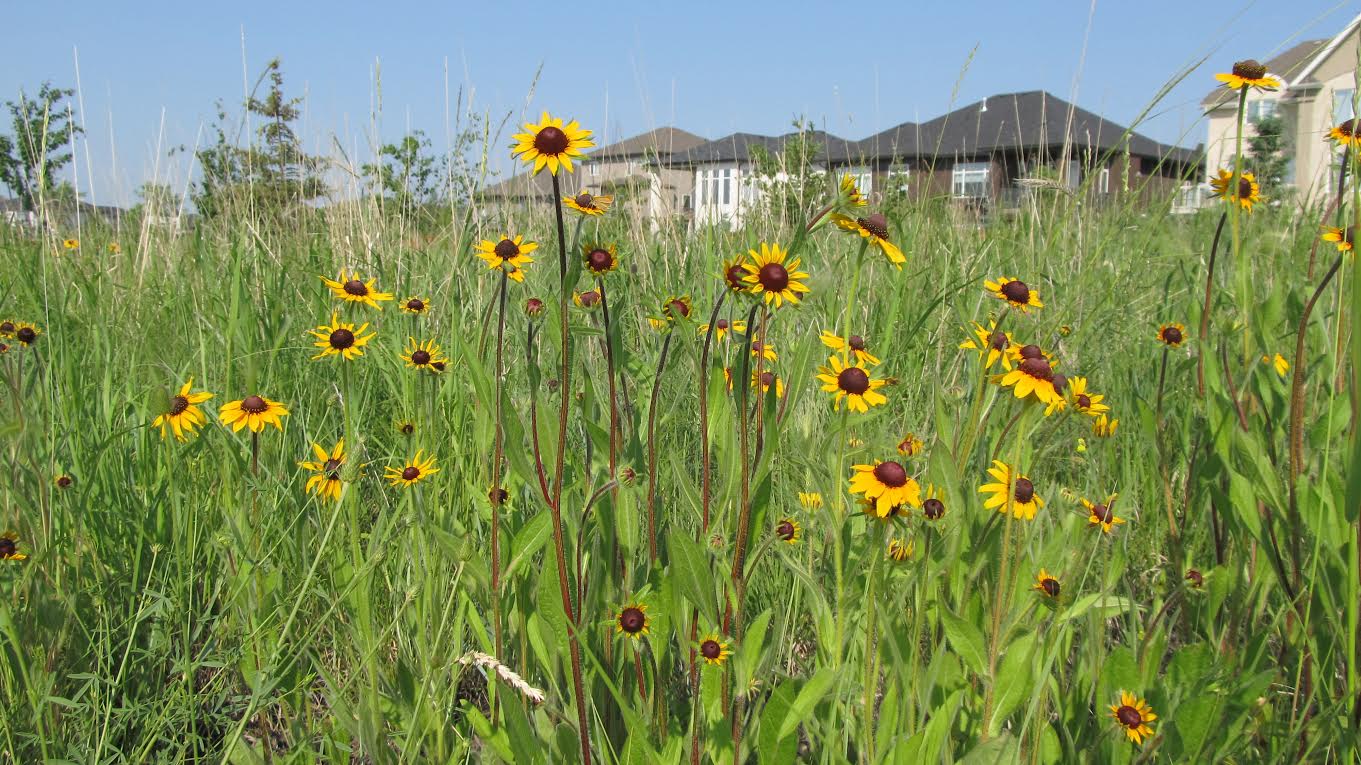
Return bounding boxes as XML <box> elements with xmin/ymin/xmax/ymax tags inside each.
<box><xmin>588</xmin><ymin>163</ymin><xmax>600</xmax><ymax>177</ymax></box>
<box><xmin>952</xmin><ymin>162</ymin><xmax>990</xmax><ymax>199</ymax></box>
<box><xmin>1097</xmin><ymin>167</ymin><xmax>1110</xmax><ymax>194</ymax></box>
<box><xmin>886</xmin><ymin>168</ymin><xmax>910</xmax><ymax>193</ymax></box>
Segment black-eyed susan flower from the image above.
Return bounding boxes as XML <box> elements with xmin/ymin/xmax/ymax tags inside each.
<box><xmin>830</xmin><ymin>212</ymin><xmax>905</xmax><ymax>267</ymax></box>
<box><xmin>0</xmin><ymin>531</ymin><xmax>26</xmax><ymax>562</ymax></box>
<box><xmin>511</xmin><ymin>112</ymin><xmax>594</xmax><ymax>175</ymax></box>
<box><xmin>1156</xmin><ymin>323</ymin><xmax>1185</xmax><ymax>348</ymax></box>
<box><xmin>153</xmin><ymin>378</ymin><xmax>214</xmax><ymax>441</ymax></box>
<box><xmin>13</xmin><ymin>322</ymin><xmax>39</xmax><ymax>347</ymax></box>
<box><xmin>219</xmin><ymin>394</ymin><xmax>289</xmax><ymax>433</ymax></box>
<box><xmin>699</xmin><ymin>317</ymin><xmax>746</xmax><ymax>342</ymax></box>
<box><xmin>475</xmin><ymin>235</ymin><xmax>536</xmax><ymax>282</ymax></box>
<box><xmin>960</xmin><ymin>320</ymin><xmax>1015</xmax><ymax>370</ymax></box>
<box><xmin>1092</xmin><ymin>413</ymin><xmax>1119</xmax><ymax>438</ymax></box>
<box><xmin>838</xmin><ymin>173</ymin><xmax>868</xmax><ymax>208</ymax></box>
<box><xmin>774</xmin><ymin>517</ymin><xmax>802</xmax><ymax>544</ymax></box>
<box><xmin>62</xmin><ymin>238</ymin><xmax>79</xmax><ymax>250</ymax></box>
<box><xmin>751</xmin><ymin>370</ymin><xmax>785</xmax><ymax>398</ymax></box>
<box><xmin>1109</xmin><ymin>692</ymin><xmax>1157</xmax><ymax>746</ymax></box>
<box><xmin>985</xmin><ymin>277</ymin><xmax>1043</xmax><ymax>312</ymax></box>
<box><xmin>859</xmin><ymin>496</ymin><xmax>910</xmax><ymax>521</ymax></box>
<box><xmin>401</xmin><ymin>296</ymin><xmax>431</xmax><ymax>315</ymax></box>
<box><xmin>698</xmin><ymin>634</ymin><xmax>732</xmax><ymax>666</ymax></box>
<box><xmin>401</xmin><ymin>338</ymin><xmax>448</xmax><ymax>372</ymax></box>
<box><xmin>817</xmin><ymin>354</ymin><xmax>888</xmax><ymax>413</ymax></box>
<box><xmin>107</xmin><ymin>242</ymin><xmax>121</xmax><ymax>254</ymax></box>
<box><xmin>921</xmin><ymin>485</ymin><xmax>946</xmax><ymax>520</ymax></box>
<box><xmin>321</xmin><ymin>270</ymin><xmax>394</xmax><ymax>310</ymax></box>
<box><xmin>308</xmin><ymin>314</ymin><xmax>375</xmax><ymax>361</ymax></box>
<box><xmin>722</xmin><ymin>256</ymin><xmax>751</xmax><ymax>293</ymax></box>
<box><xmin>1067</xmin><ymin>377</ymin><xmax>1110</xmax><ymax>417</ymax></box>
<box><xmin>573</xmin><ymin>290</ymin><xmax>601</xmax><ymax>308</ymax></box>
<box><xmin>525</xmin><ymin>297</ymin><xmax>545</xmax><ymax>316</ymax></box>
<box><xmin>395</xmin><ymin>420</ymin><xmax>416</xmax><ymax>436</ymax></box>
<box><xmin>1083</xmin><ymin>493</ymin><xmax>1125</xmax><ymax>533</ymax></box>
<box><xmin>850</xmin><ymin>460</ymin><xmax>922</xmax><ymax>517</ymax></box>
<box><xmin>979</xmin><ymin>460</ymin><xmax>1043</xmax><ymax>520</ymax></box>
<box><xmin>299</xmin><ymin>439</ymin><xmax>349</xmax><ymax>503</ymax></box>
<box><xmin>750</xmin><ymin>339</ymin><xmax>777</xmax><ymax>363</ymax></box>
<box><xmin>994</xmin><ymin>345</ymin><xmax>1063</xmax><ymax>408</ymax></box>
<box><xmin>563</xmin><ymin>190</ymin><xmax>612</xmax><ymax>216</ymax></box>
<box><xmin>582</xmin><ymin>242</ymin><xmax>619</xmax><ymax>276</ymax></box>
<box><xmin>1321</xmin><ymin>225</ymin><xmax>1355</xmax><ymax>253</ymax></box>
<box><xmin>897</xmin><ymin>433</ymin><xmax>923</xmax><ymax>457</ymax></box>
<box><xmin>1033</xmin><ymin>569</ymin><xmax>1061</xmax><ymax>598</ymax></box>
<box><xmin>1263</xmin><ymin>353</ymin><xmax>1289</xmax><ymax>378</ymax></box>
<box><xmin>1328</xmin><ymin>119</ymin><xmax>1361</xmax><ymax>149</ymax></box>
<box><xmin>385</xmin><ymin>450</ymin><xmax>438</xmax><ymax>488</ymax></box>
<box><xmin>54</xmin><ymin>474</ymin><xmax>73</xmax><ymax>489</ymax></box>
<box><xmin>742</xmin><ymin>243</ymin><xmax>810</xmax><ymax>308</ymax></box>
<box><xmin>649</xmin><ymin>295</ymin><xmax>693</xmax><ymax>330</ymax></box>
<box><xmin>0</xmin><ymin>342</ymin><xmax>9</xmax><ymax>354</ymax></box>
<box><xmin>887</xmin><ymin>537</ymin><xmax>914</xmax><ymax>562</ymax></box>
<box><xmin>820</xmin><ymin>330</ymin><xmax>880</xmax><ymax>365</ymax></box>
<box><xmin>614</xmin><ymin>602</ymin><xmax>650</xmax><ymax>639</ymax></box>
<box><xmin>1214</xmin><ymin>59</ymin><xmax>1280</xmax><ymax>92</ymax></box>
<box><xmin>1185</xmin><ymin>569</ymin><xmax>1204</xmax><ymax>588</ymax></box>
<box><xmin>1209</xmin><ymin>169</ymin><xmax>1261</xmax><ymax>212</ymax></box>
<box><xmin>0</xmin><ymin>320</ymin><xmax>14</xmax><ymax>339</ymax></box>
<box><xmin>798</xmin><ymin>492</ymin><xmax>823</xmax><ymax>510</ymax></box>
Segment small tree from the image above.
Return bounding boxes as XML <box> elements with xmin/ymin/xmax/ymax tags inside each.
<box><xmin>0</xmin><ymin>83</ymin><xmax>83</xmax><ymax>212</ymax></box>
<box><xmin>362</xmin><ymin>130</ymin><xmax>439</xmax><ymax>213</ymax></box>
<box><xmin>750</xmin><ymin>118</ymin><xmax>823</xmax><ymax>223</ymax></box>
<box><xmin>1246</xmin><ymin>114</ymin><xmax>1290</xmax><ymax>197</ymax></box>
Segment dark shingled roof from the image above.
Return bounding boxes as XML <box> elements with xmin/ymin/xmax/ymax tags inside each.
<box><xmin>856</xmin><ymin>90</ymin><xmax>1198</xmax><ymax>166</ymax></box>
<box><xmin>592</xmin><ymin>127</ymin><xmax>706</xmax><ymax>160</ymax></box>
<box><xmin>663</xmin><ymin>130</ymin><xmax>859</xmax><ymax>166</ymax></box>
<box><xmin>1200</xmin><ymin>39</ymin><xmax>1330</xmax><ymax>109</ymax></box>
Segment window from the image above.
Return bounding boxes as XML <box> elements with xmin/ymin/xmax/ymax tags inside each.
<box><xmin>1246</xmin><ymin>99</ymin><xmax>1278</xmax><ymax>123</ymax></box>
<box><xmin>1066</xmin><ymin>160</ymin><xmax>1081</xmax><ymax>189</ymax></box>
<box><xmin>722</xmin><ymin>168</ymin><xmax>732</xmax><ymax>205</ymax></box>
<box><xmin>1097</xmin><ymin>167</ymin><xmax>1110</xmax><ymax>194</ymax></box>
<box><xmin>951</xmin><ymin>162</ymin><xmax>990</xmax><ymax>198</ymax></box>
<box><xmin>588</xmin><ymin>163</ymin><xmax>599</xmax><ymax>177</ymax></box>
<box><xmin>682</xmin><ymin>194</ymin><xmax>692</xmax><ymax>211</ymax></box>
<box><xmin>694</xmin><ymin>171</ymin><xmax>704</xmax><ymax>207</ymax></box>
<box><xmin>886</xmin><ymin>169</ymin><xmax>910</xmax><ymax>193</ymax></box>
<box><xmin>1334</xmin><ymin>88</ymin><xmax>1356</xmax><ymax>124</ymax></box>
<box><xmin>709</xmin><ymin>170</ymin><xmax>719</xmax><ymax>206</ymax></box>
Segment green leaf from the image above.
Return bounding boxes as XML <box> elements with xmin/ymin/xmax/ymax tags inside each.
<box><xmin>505</xmin><ymin>513</ymin><xmax>552</xmax><ymax>581</ymax></box>
<box><xmin>987</xmin><ymin>633</ymin><xmax>1036</xmax><ymax>736</ymax></box>
<box><xmin>667</xmin><ymin>528</ymin><xmax>714</xmax><ymax>615</ymax></box>
<box><xmin>778</xmin><ymin>667</ymin><xmax>837</xmax><ymax>738</ymax></box>
<box><xmin>1172</xmin><ymin>693</ymin><xmax>1219</xmax><ymax>761</ymax></box>
<box><xmin>736</xmin><ymin>609</ymin><xmax>773</xmax><ymax>691</ymax></box>
<box><xmin>940</xmin><ymin>608</ymin><xmax>987</xmax><ymax>677</ymax></box>
<box><xmin>756</xmin><ymin>679</ymin><xmax>799</xmax><ymax>763</ymax></box>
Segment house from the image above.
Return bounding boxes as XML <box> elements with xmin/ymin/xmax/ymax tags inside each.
<box><xmin>849</xmin><ymin>90</ymin><xmax>1200</xmax><ymax>212</ymax></box>
<box><xmin>479</xmin><ymin>126</ymin><xmax>705</xmax><ymax>221</ymax></box>
<box><xmin>1201</xmin><ymin>13</ymin><xmax>1361</xmax><ymax>204</ymax></box>
<box><xmin>660</xmin><ymin>130</ymin><xmax>860</xmax><ymax>227</ymax></box>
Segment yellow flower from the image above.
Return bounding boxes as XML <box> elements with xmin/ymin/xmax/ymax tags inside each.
<box><xmin>859</xmin><ymin>496</ymin><xmax>911</xmax><ymax>521</ymax></box>
<box><xmin>816</xmin><ymin>354</ymin><xmax>888</xmax><ymax>413</ymax></box>
<box><xmin>1092</xmin><ymin>414</ymin><xmax>1119</xmax><ymax>438</ymax></box>
<box><xmin>1156</xmin><ymin>323</ymin><xmax>1186</xmax><ymax>348</ymax></box>
<box><xmin>152</xmin><ymin>378</ymin><xmax>215</xmax><ymax>441</ymax></box>
<box><xmin>1263</xmin><ymin>353</ymin><xmax>1289</xmax><ymax>378</ymax></box>
<box><xmin>573</xmin><ymin>290</ymin><xmax>601</xmax><ymax>308</ymax></box>
<box><xmin>830</xmin><ymin>212</ymin><xmax>905</xmax><ymax>267</ymax></box>
<box><xmin>648</xmin><ymin>295</ymin><xmax>693</xmax><ymax>330</ymax></box>
<box><xmin>582</xmin><ymin>242</ymin><xmax>619</xmax><ymax>276</ymax></box>
<box><xmin>401</xmin><ymin>338</ymin><xmax>449</xmax><ymax>372</ymax></box>
<box><xmin>510</xmin><ymin>111</ymin><xmax>594</xmax><ymax>175</ymax></box>
<box><xmin>699</xmin><ymin>318</ymin><xmax>746</xmax><ymax>342</ymax></box>
<box><xmin>395</xmin><ymin>420</ymin><xmax>417</xmax><ymax>436</ymax></box>
<box><xmin>475</xmin><ymin>234</ymin><xmax>536</xmax><ymax>282</ymax></box>
<box><xmin>887</xmin><ymin>537</ymin><xmax>914</xmax><ymax>562</ymax></box>
<box><xmin>984</xmin><ymin>277</ymin><xmax>1043</xmax><ymax>312</ymax></box>
<box><xmin>308</xmin><ymin>313</ymin><xmax>375</xmax><ymax>361</ymax></box>
<box><xmin>107</xmin><ymin>242</ymin><xmax>121</xmax><ymax>254</ymax></box>
<box><xmin>721</xmin><ymin>255</ymin><xmax>751</xmax><ymax>293</ymax></box>
<box><xmin>993</xmin><ymin>345</ymin><xmax>1063</xmax><ymax>407</ymax></box>
<box><xmin>897</xmin><ymin>433</ymin><xmax>923</xmax><ymax>457</ymax></box>
<box><xmin>299</xmin><ymin>439</ymin><xmax>349</xmax><ymax>503</ymax></box>
<box><xmin>774</xmin><ymin>517</ymin><xmax>802</xmax><ymax>544</ymax></box>
<box><xmin>1328</xmin><ymin>119</ymin><xmax>1361</xmax><ymax>149</ymax></box>
<box><xmin>1032</xmin><ymin>569</ymin><xmax>1062</xmax><ymax>598</ymax></box>
<box><xmin>751</xmin><ymin>369</ymin><xmax>785</xmax><ymax>398</ymax></box>
<box><xmin>849</xmin><ymin>460</ymin><xmax>922</xmax><ymax>518</ymax></box>
<box><xmin>563</xmin><ymin>190</ymin><xmax>613</xmax><ymax>216</ymax></box>
<box><xmin>1209</xmin><ymin>169</ymin><xmax>1261</xmax><ymax>212</ymax></box>
<box><xmin>921</xmin><ymin>484</ymin><xmax>946</xmax><ymax>520</ymax></box>
<box><xmin>613</xmin><ymin>602</ymin><xmax>650</xmax><ymax>639</ymax></box>
<box><xmin>321</xmin><ymin>270</ymin><xmax>394</xmax><ymax>310</ymax></box>
<box><xmin>838</xmin><ymin>173</ymin><xmax>868</xmax><ymax>207</ymax></box>
<box><xmin>219</xmin><ymin>394</ymin><xmax>289</xmax><ymax>433</ymax></box>
<box><xmin>1214</xmin><ymin>59</ymin><xmax>1281</xmax><ymax>92</ymax></box>
<box><xmin>1109</xmin><ymin>691</ymin><xmax>1157</xmax><ymax>746</ymax></box>
<box><xmin>0</xmin><ymin>320</ymin><xmax>14</xmax><ymax>339</ymax></box>
<box><xmin>798</xmin><ymin>492</ymin><xmax>823</xmax><ymax>510</ymax></box>
<box><xmin>1067</xmin><ymin>377</ymin><xmax>1110</xmax><ymax>417</ymax></box>
<box><xmin>979</xmin><ymin>460</ymin><xmax>1044</xmax><ymax>520</ymax></box>
<box><xmin>401</xmin><ymin>296</ymin><xmax>431</xmax><ymax>315</ymax></box>
<box><xmin>62</xmin><ymin>238</ymin><xmax>79</xmax><ymax>250</ymax></box>
<box><xmin>820</xmin><ymin>329</ymin><xmax>880</xmax><ymax>365</ymax></box>
<box><xmin>385</xmin><ymin>450</ymin><xmax>438</xmax><ymax>487</ymax></box>
<box><xmin>959</xmin><ymin>320</ymin><xmax>1015</xmax><ymax>371</ymax></box>
<box><xmin>741</xmin><ymin>243</ymin><xmax>810</xmax><ymax>308</ymax></box>
<box><xmin>1082</xmin><ymin>493</ymin><xmax>1125</xmax><ymax>534</ymax></box>
<box><xmin>698</xmin><ymin>634</ymin><xmax>732</xmax><ymax>666</ymax></box>
<box><xmin>749</xmin><ymin>339</ymin><xmax>777</xmax><ymax>363</ymax></box>
<box><xmin>12</xmin><ymin>322</ymin><xmax>40</xmax><ymax>347</ymax></box>
<box><xmin>1321</xmin><ymin>225</ymin><xmax>1354</xmax><ymax>253</ymax></box>
<box><xmin>0</xmin><ymin>531</ymin><xmax>27</xmax><ymax>562</ymax></box>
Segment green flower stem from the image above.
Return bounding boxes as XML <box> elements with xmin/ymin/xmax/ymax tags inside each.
<box><xmin>1230</xmin><ymin>87</ymin><xmax>1249</xmax><ymax>360</ymax></box>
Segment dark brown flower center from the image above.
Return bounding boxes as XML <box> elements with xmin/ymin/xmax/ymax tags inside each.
<box><xmin>323</xmin><ymin>458</ymin><xmax>342</xmax><ymax>479</ymax></box>
<box><xmin>858</xmin><ymin>213</ymin><xmax>889</xmax><ymax>240</ymax></box>
<box><xmin>873</xmin><ymin>461</ymin><xmax>908</xmax><ymax>488</ymax></box>
<box><xmin>402</xmin><ymin>466</ymin><xmax>421</xmax><ymax>481</ymax></box>
<box><xmin>988</xmin><ymin>332</ymin><xmax>1009</xmax><ymax>351</ymax></box>
<box><xmin>329</xmin><ymin>328</ymin><xmax>356</xmax><ymax>349</ymax></box>
<box><xmin>758</xmin><ymin>262</ymin><xmax>790</xmax><ymax>292</ymax></box>
<box><xmin>241</xmin><ymin>395</ymin><xmax>268</xmax><ymax>414</ymax></box>
<box><xmin>1050</xmin><ymin>374</ymin><xmax>1067</xmax><ymax>393</ymax></box>
<box><xmin>406</xmin><ymin>298</ymin><xmax>425</xmax><ymax>311</ymax></box>
<box><xmin>0</xmin><ymin>321</ymin><xmax>12</xmax><ymax>334</ymax></box>
<box><xmin>849</xmin><ymin>335</ymin><xmax>865</xmax><ymax>350</ymax></box>
<box><xmin>0</xmin><ymin>539</ymin><xmax>14</xmax><ymax>557</ymax></box>
<box><xmin>619</xmin><ymin>606</ymin><xmax>646</xmax><ymax>634</ymax></box>
<box><xmin>759</xmin><ymin>371</ymin><xmax>776</xmax><ymax>387</ymax></box>
<box><xmin>411</xmin><ymin>350</ymin><xmax>431</xmax><ymax>365</ymax></box>
<box><xmin>526</xmin><ymin>298</ymin><xmax>544</xmax><ymax>315</ymax></box>
<box><xmin>343</xmin><ymin>279</ymin><xmax>368</xmax><ymax>296</ymax></box>
<box><xmin>1162</xmin><ymin>326</ymin><xmax>1183</xmax><ymax>345</ymax></box>
<box><xmin>1041</xmin><ymin>577</ymin><xmax>1061</xmax><ymax>597</ymax></box>
<box><xmin>578</xmin><ymin>290</ymin><xmax>600</xmax><ymax>307</ymax></box>
<box><xmin>775</xmin><ymin>520</ymin><xmax>797</xmax><ymax>541</ymax></box>
<box><xmin>1013</xmin><ymin>477</ymin><xmax>1035</xmax><ymax>504</ymax></box>
<box><xmin>1001</xmin><ymin>280</ymin><xmax>1030</xmax><ymax>304</ymax></box>
<box><xmin>1238</xmin><ymin>176</ymin><xmax>1254</xmax><ymax>198</ymax></box>
<box><xmin>1018</xmin><ymin>357</ymin><xmax>1053</xmax><ymax>381</ymax></box>
<box><xmin>16</xmin><ymin>327</ymin><xmax>36</xmax><ymax>344</ymax></box>
<box><xmin>716</xmin><ymin>319</ymin><xmax>730</xmax><ymax>330</ymax></box>
<box><xmin>489</xmin><ymin>487</ymin><xmax>509</xmax><ymax>505</ymax></box>
<box><xmin>1092</xmin><ymin>503</ymin><xmax>1113</xmax><ymax>523</ymax></box>
<box><xmin>586</xmin><ymin>248</ymin><xmax>614</xmax><ymax>272</ymax></box>
<box><xmin>838</xmin><ymin>367</ymin><xmax>871</xmax><ymax>395</ymax></box>
<box><xmin>1186</xmin><ymin>569</ymin><xmax>1203</xmax><ymax>587</ymax></box>
<box><xmin>494</xmin><ymin>238</ymin><xmax>519</xmax><ymax>259</ymax></box>
<box><xmin>700</xmin><ymin>639</ymin><xmax>722</xmax><ymax>659</ymax></box>
<box><xmin>56</xmin><ymin>475</ymin><xmax>72</xmax><ymax>488</ymax></box>
<box><xmin>534</xmin><ymin>125</ymin><xmax>570</xmax><ymax>155</ymax></box>
<box><xmin>725</xmin><ymin>263</ymin><xmax>746</xmax><ymax>291</ymax></box>
<box><xmin>1018</xmin><ymin>344</ymin><xmax>1042</xmax><ymax>359</ymax></box>
<box><xmin>170</xmin><ymin>395</ymin><xmax>190</xmax><ymax>416</ymax></box>
<box><xmin>1231</xmin><ymin>59</ymin><xmax>1267</xmax><ymax>79</ymax></box>
<box><xmin>431</xmin><ymin>361</ymin><xmax>446</xmax><ymax>372</ymax></box>
<box><xmin>1116</xmin><ymin>705</ymin><xmax>1142</xmax><ymax>728</ymax></box>
<box><xmin>923</xmin><ymin>498</ymin><xmax>945</xmax><ymax>519</ymax></box>
<box><xmin>1077</xmin><ymin>393</ymin><xmax>1092</xmax><ymax>409</ymax></box>
<box><xmin>400</xmin><ymin>423</ymin><xmax>415</xmax><ymax>434</ymax></box>
<box><xmin>574</xmin><ymin>192</ymin><xmax>594</xmax><ymax>207</ymax></box>
<box><xmin>1338</xmin><ymin>121</ymin><xmax>1359</xmax><ymax>138</ymax></box>
<box><xmin>668</xmin><ymin>299</ymin><xmax>690</xmax><ymax>318</ymax></box>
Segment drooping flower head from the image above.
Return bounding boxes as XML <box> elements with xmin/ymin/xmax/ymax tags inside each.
<box><xmin>1083</xmin><ymin>493</ymin><xmax>1125</xmax><ymax>534</ymax></box>
<box><xmin>1209</xmin><ymin>169</ymin><xmax>1262</xmax><ymax>212</ymax></box>
<box><xmin>1109</xmin><ymin>691</ymin><xmax>1157</xmax><ymax>746</ymax></box>
<box><xmin>960</xmin><ymin>320</ymin><xmax>1015</xmax><ymax>371</ymax></box>
<box><xmin>837</xmin><ymin>173</ymin><xmax>868</xmax><ymax>208</ymax></box>
<box><xmin>985</xmin><ymin>277</ymin><xmax>1043</xmax><ymax>312</ymax></box>
<box><xmin>152</xmin><ymin>378</ymin><xmax>214</xmax><ymax>441</ymax></box>
<box><xmin>1214</xmin><ymin>59</ymin><xmax>1280</xmax><ymax>92</ymax></box>
<box><xmin>321</xmin><ymin>270</ymin><xmax>394</xmax><ymax>310</ymax></box>
<box><xmin>1032</xmin><ymin>569</ymin><xmax>1061</xmax><ymax>598</ymax></box>
<box><xmin>299</xmin><ymin>439</ymin><xmax>349</xmax><ymax>503</ymax></box>
<box><xmin>830</xmin><ymin>211</ymin><xmax>905</xmax><ymax>267</ymax></box>
<box><xmin>816</xmin><ymin>354</ymin><xmax>888</xmax><ymax>413</ymax></box>
<box><xmin>563</xmin><ymin>190</ymin><xmax>613</xmax><ymax>216</ymax></box>
<box><xmin>979</xmin><ymin>460</ymin><xmax>1044</xmax><ymax>520</ymax></box>
<box><xmin>741</xmin><ymin>243</ymin><xmax>810</xmax><ymax>308</ymax></box>
<box><xmin>1262</xmin><ymin>353</ymin><xmax>1289</xmax><ymax>378</ymax></box>
<box><xmin>511</xmin><ymin>112</ymin><xmax>594</xmax><ymax>175</ymax></box>
<box><xmin>820</xmin><ymin>329</ymin><xmax>880</xmax><ymax>365</ymax></box>
<box><xmin>1067</xmin><ymin>377</ymin><xmax>1110</xmax><ymax>417</ymax></box>
<box><xmin>1321</xmin><ymin>225</ymin><xmax>1355</xmax><ymax>253</ymax></box>
<box><xmin>0</xmin><ymin>531</ymin><xmax>26</xmax><ymax>562</ymax></box>
<box><xmin>1328</xmin><ymin>119</ymin><xmax>1361</xmax><ymax>149</ymax></box>
<box><xmin>699</xmin><ymin>318</ymin><xmax>746</xmax><ymax>343</ymax></box>
<box><xmin>475</xmin><ymin>235</ymin><xmax>536</xmax><ymax>282</ymax></box>
<box><xmin>798</xmin><ymin>492</ymin><xmax>823</xmax><ymax>510</ymax></box>
<box><xmin>219</xmin><ymin>394</ymin><xmax>289</xmax><ymax>433</ymax></box>
<box><xmin>994</xmin><ymin>344</ymin><xmax>1063</xmax><ymax>408</ymax></box>
<box><xmin>1092</xmin><ymin>413</ymin><xmax>1119</xmax><ymax>438</ymax></box>
<box><xmin>849</xmin><ymin>460</ymin><xmax>922</xmax><ymax>518</ymax></box>
<box><xmin>308</xmin><ymin>313</ymin><xmax>375</xmax><ymax>361</ymax></box>
<box><xmin>887</xmin><ymin>537</ymin><xmax>914</xmax><ymax>562</ymax></box>
<box><xmin>897</xmin><ymin>433</ymin><xmax>923</xmax><ymax>457</ymax></box>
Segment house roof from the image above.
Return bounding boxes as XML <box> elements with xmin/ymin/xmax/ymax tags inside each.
<box><xmin>479</xmin><ymin>168</ymin><xmax>581</xmax><ymax>200</ymax></box>
<box><xmin>857</xmin><ymin>90</ymin><xmax>1198</xmax><ymax>166</ymax></box>
<box><xmin>592</xmin><ymin>127</ymin><xmax>706</xmax><ymax>160</ymax></box>
<box><xmin>1199</xmin><ymin>38</ymin><xmax>1331</xmax><ymax>108</ymax></box>
<box><xmin>663</xmin><ymin>129</ymin><xmax>859</xmax><ymax>166</ymax></box>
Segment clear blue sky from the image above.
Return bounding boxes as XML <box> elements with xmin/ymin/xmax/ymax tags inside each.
<box><xmin>4</xmin><ymin>0</ymin><xmax>1356</xmax><ymax>206</ymax></box>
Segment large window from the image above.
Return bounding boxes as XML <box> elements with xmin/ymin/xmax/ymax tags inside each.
<box><xmin>952</xmin><ymin>162</ymin><xmax>990</xmax><ymax>198</ymax></box>
<box><xmin>722</xmin><ymin>168</ymin><xmax>732</xmax><ymax>205</ymax></box>
<box><xmin>1246</xmin><ymin>98</ymin><xmax>1278</xmax><ymax>123</ymax></box>
<box><xmin>694</xmin><ymin>170</ymin><xmax>704</xmax><ymax>207</ymax></box>
<box><xmin>1335</xmin><ymin>88</ymin><xmax>1356</xmax><ymax>124</ymax></box>
<box><xmin>1098</xmin><ymin>167</ymin><xmax>1110</xmax><ymax>194</ymax></box>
